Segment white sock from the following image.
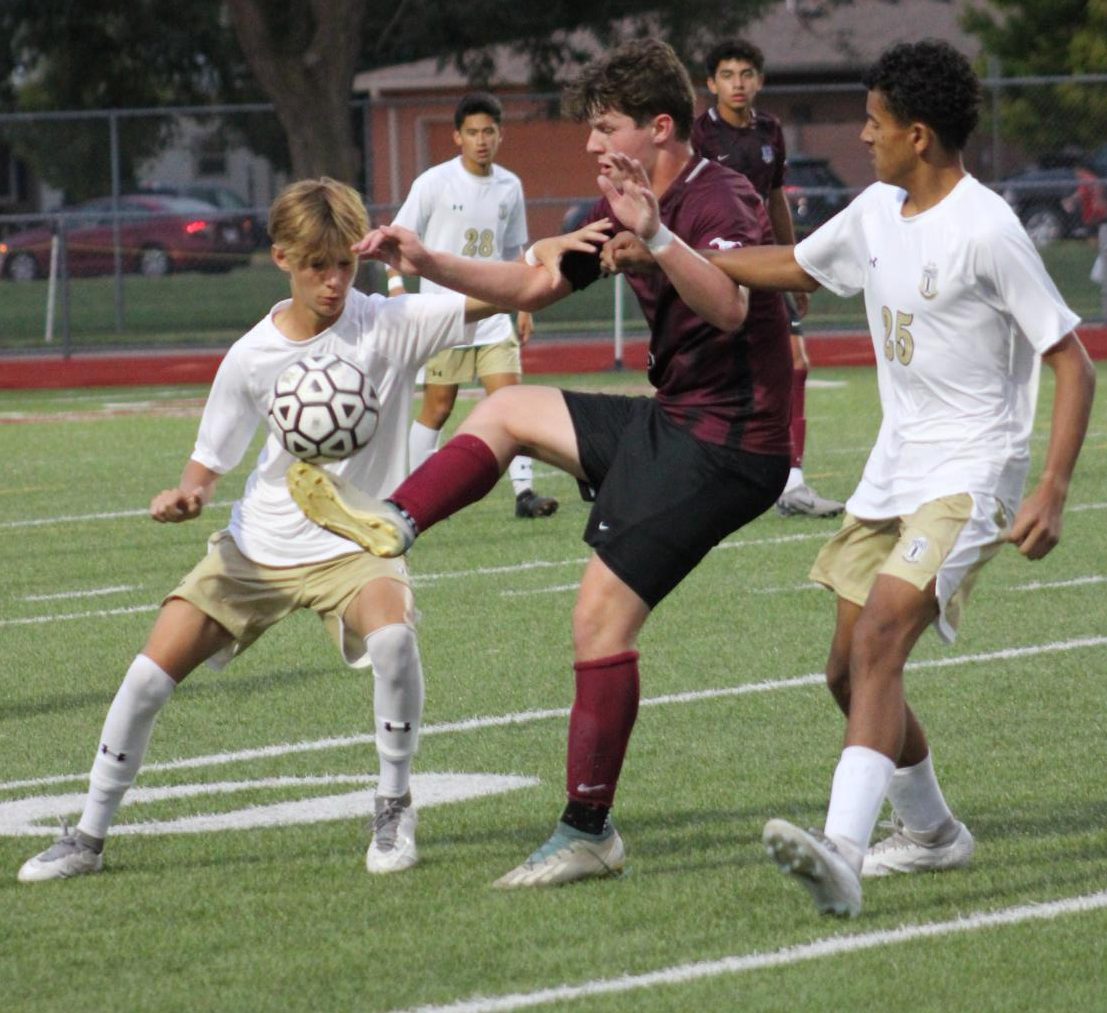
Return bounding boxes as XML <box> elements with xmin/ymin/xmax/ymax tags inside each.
<box><xmin>784</xmin><ymin>466</ymin><xmax>805</xmax><ymax>493</ymax></box>
<box><xmin>408</xmin><ymin>421</ymin><xmax>440</xmax><ymax>473</ymax></box>
<box><xmin>365</xmin><ymin>624</ymin><xmax>424</xmax><ymax>799</ymax></box>
<box><xmin>824</xmin><ymin>745</ymin><xmax>896</xmax><ymax>865</ymax></box>
<box><xmin>507</xmin><ymin>455</ymin><xmax>534</xmax><ymax>496</ymax></box>
<box><xmin>887</xmin><ymin>753</ymin><xmax>954</xmax><ymax>833</ymax></box>
<box><xmin>77</xmin><ymin>655</ymin><xmax>176</xmax><ymax>841</ymax></box>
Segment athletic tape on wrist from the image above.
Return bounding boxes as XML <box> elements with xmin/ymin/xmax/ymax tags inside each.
<box><xmin>645</xmin><ymin>223</ymin><xmax>675</xmax><ymax>253</ymax></box>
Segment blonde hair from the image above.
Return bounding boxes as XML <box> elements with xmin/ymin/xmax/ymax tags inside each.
<box><xmin>267</xmin><ymin>177</ymin><xmax>369</xmax><ymax>264</ymax></box>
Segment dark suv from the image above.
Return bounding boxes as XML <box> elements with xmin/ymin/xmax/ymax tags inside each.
<box><xmin>784</xmin><ymin>155</ymin><xmax>851</xmax><ymax>236</ymax></box>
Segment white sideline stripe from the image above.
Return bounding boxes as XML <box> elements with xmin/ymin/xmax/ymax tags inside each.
<box><xmin>0</xmin><ymin>605</ymin><xmax>158</xmax><ymax>627</ymax></box>
<box><xmin>21</xmin><ymin>584</ymin><xmax>138</xmax><ymax>602</ymax></box>
<box><xmin>1011</xmin><ymin>575</ymin><xmax>1106</xmax><ymax>591</ymax></box>
<box><xmin>3</xmin><ymin>635</ymin><xmax>1104</xmax><ymax>794</ymax></box>
<box><xmin>500</xmin><ymin>583</ymin><xmax>580</xmax><ymax>597</ymax></box>
<box><xmin>416</xmin><ymin>531</ymin><xmax>827</xmax><ymax>586</ymax></box>
<box><xmin>396</xmin><ymin>891</ymin><xmax>1107</xmax><ymax>1013</ymax></box>
<box><xmin>0</xmin><ymin>501</ymin><xmax>233</xmax><ymax>529</ymax></box>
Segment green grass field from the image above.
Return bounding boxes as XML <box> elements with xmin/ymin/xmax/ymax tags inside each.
<box><xmin>1</xmin><ymin>367</ymin><xmax>1105</xmax><ymax>1011</ymax></box>
<box><xmin>1</xmin><ymin>238</ymin><xmax>1105</xmax><ymax>351</ymax></box>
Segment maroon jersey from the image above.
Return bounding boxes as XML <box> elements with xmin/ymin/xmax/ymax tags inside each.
<box><xmin>690</xmin><ymin>107</ymin><xmax>786</xmax><ymax>202</ymax></box>
<box><xmin>561</xmin><ymin>157</ymin><xmax>791</xmax><ymax>455</ymax></box>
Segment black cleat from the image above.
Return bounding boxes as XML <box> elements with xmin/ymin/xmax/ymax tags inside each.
<box><xmin>515</xmin><ymin>489</ymin><xmax>559</xmax><ymax>519</ymax></box>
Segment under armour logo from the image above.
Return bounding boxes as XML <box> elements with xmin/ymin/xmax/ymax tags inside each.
<box><xmin>100</xmin><ymin>744</ymin><xmax>127</xmax><ymax>762</ymax></box>
<box><xmin>869</xmin><ymin>256</ymin><xmax>878</xmax><ymax>268</ymax></box>
<box><xmin>452</xmin><ymin>204</ymin><xmax>464</xmax><ymax>211</ymax></box>
<box><xmin>384</xmin><ymin>721</ymin><xmax>413</xmax><ymax>733</ymax></box>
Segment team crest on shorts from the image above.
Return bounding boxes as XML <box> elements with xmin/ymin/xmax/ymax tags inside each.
<box><xmin>903</xmin><ymin>536</ymin><xmax>929</xmax><ymax>564</ymax></box>
<box><xmin>761</xmin><ymin>144</ymin><xmax>774</xmax><ymax>164</ymax></box>
<box><xmin>919</xmin><ymin>262</ymin><xmax>939</xmax><ymax>300</ymax></box>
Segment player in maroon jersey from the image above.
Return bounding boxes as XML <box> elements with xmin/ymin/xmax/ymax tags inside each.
<box><xmin>692</xmin><ymin>38</ymin><xmax>844</xmax><ymax>519</ymax></box>
<box><xmin>286</xmin><ymin>39</ymin><xmax>793</xmax><ymax>888</ymax></box>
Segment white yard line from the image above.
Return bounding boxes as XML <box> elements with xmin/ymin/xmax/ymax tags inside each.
<box><xmin>0</xmin><ymin>501</ymin><xmax>233</xmax><ymax>529</ymax></box>
<box><xmin>394</xmin><ymin>891</ymin><xmax>1107</xmax><ymax>1013</ymax></box>
<box><xmin>3</xmin><ymin>634</ymin><xmax>1103</xmax><ymax>794</ymax></box>
<box><xmin>21</xmin><ymin>585</ymin><xmax>138</xmax><ymax>602</ymax></box>
<box><xmin>1010</xmin><ymin>575</ymin><xmax>1106</xmax><ymax>591</ymax></box>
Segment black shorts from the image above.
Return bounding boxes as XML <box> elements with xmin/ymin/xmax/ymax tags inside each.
<box><xmin>783</xmin><ymin>292</ymin><xmax>804</xmax><ymax>336</ymax></box>
<box><xmin>562</xmin><ymin>390</ymin><xmax>789</xmax><ymax>608</ymax></box>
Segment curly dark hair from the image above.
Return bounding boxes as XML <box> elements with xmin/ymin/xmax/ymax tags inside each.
<box><xmin>862</xmin><ymin>40</ymin><xmax>980</xmax><ymax>152</ymax></box>
<box><xmin>704</xmin><ymin>38</ymin><xmax>765</xmax><ymax>78</ymax></box>
<box><xmin>454</xmin><ymin>92</ymin><xmax>503</xmax><ymax>129</ymax></box>
<box><xmin>562</xmin><ymin>39</ymin><xmax>695</xmax><ymax>142</ymax></box>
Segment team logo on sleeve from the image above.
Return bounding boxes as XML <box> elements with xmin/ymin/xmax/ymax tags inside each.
<box><xmin>708</xmin><ymin>237</ymin><xmax>742</xmax><ymax>251</ymax></box>
<box><xmin>919</xmin><ymin>262</ymin><xmax>939</xmax><ymax>300</ymax></box>
<box><xmin>761</xmin><ymin>144</ymin><xmax>774</xmax><ymax>164</ymax></box>
<box><xmin>499</xmin><ymin>202</ymin><xmax>508</xmax><ymax>220</ymax></box>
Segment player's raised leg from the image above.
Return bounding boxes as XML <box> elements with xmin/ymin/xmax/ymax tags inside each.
<box><xmin>289</xmin><ymin>385</ymin><xmax>581</xmax><ymax>554</ymax></box>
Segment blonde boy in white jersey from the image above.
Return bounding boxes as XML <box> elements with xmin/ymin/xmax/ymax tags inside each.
<box><xmin>707</xmin><ymin>41</ymin><xmax>1095</xmax><ymax>917</ymax></box>
<box><xmin>18</xmin><ymin>178</ymin><xmax>500</xmax><ymax>883</ymax></box>
<box><xmin>388</xmin><ymin>92</ymin><xmax>558</xmax><ymax>519</ymax></box>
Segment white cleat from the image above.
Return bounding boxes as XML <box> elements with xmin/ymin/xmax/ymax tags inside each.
<box><xmin>763</xmin><ymin>818</ymin><xmax>862</xmax><ymax>918</ymax></box>
<box><xmin>286</xmin><ymin>460</ymin><xmax>414</xmax><ymax>558</ymax></box>
<box><xmin>18</xmin><ymin>821</ymin><xmax>104</xmax><ymax>883</ymax></box>
<box><xmin>366</xmin><ymin>792</ymin><xmax>418</xmax><ymax>874</ymax></box>
<box><xmin>775</xmin><ymin>483</ymin><xmax>845</xmax><ymax>518</ymax></box>
<box><xmin>493</xmin><ymin>822</ymin><xmax>625</xmax><ymax>889</ymax></box>
<box><xmin>863</xmin><ymin>816</ymin><xmax>975</xmax><ymax>878</ymax></box>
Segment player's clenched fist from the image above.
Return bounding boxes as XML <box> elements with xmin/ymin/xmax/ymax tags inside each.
<box><xmin>150</xmin><ymin>488</ymin><xmax>203</xmax><ymax>523</ymax></box>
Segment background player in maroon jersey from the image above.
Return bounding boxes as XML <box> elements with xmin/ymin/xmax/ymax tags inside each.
<box><xmin>287</xmin><ymin>38</ymin><xmax>793</xmax><ymax>889</ymax></box>
<box><xmin>692</xmin><ymin>38</ymin><xmax>844</xmax><ymax>519</ymax></box>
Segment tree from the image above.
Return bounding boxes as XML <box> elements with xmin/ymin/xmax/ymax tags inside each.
<box><xmin>227</xmin><ymin>0</ymin><xmax>366</xmax><ymax>183</ymax></box>
<box><xmin>0</xmin><ymin>0</ymin><xmax>782</xmax><ymax>199</ymax></box>
<box><xmin>964</xmin><ymin>0</ymin><xmax>1107</xmax><ymax>155</ymax></box>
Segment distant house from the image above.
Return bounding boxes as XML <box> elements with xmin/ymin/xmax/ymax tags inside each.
<box><xmin>355</xmin><ymin>0</ymin><xmax>985</xmax><ymax>236</ymax></box>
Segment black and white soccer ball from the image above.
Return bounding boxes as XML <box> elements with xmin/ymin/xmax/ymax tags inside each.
<box><xmin>267</xmin><ymin>353</ymin><xmax>379</xmax><ymax>462</ymax></box>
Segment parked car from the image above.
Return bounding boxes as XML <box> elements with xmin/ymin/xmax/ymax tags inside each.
<box><xmin>141</xmin><ymin>182</ymin><xmax>266</xmax><ymax>248</ymax></box>
<box><xmin>0</xmin><ymin>194</ymin><xmax>252</xmax><ymax>281</ymax></box>
<box><xmin>784</xmin><ymin>154</ymin><xmax>851</xmax><ymax>236</ymax></box>
<box><xmin>998</xmin><ymin>163</ymin><xmax>1089</xmax><ymax>247</ymax></box>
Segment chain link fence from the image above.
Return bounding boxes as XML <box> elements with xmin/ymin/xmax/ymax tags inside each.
<box><xmin>2</xmin><ymin>74</ymin><xmax>1106</xmax><ymax>358</ymax></box>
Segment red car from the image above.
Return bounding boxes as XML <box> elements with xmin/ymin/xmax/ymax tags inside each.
<box><xmin>0</xmin><ymin>194</ymin><xmax>252</xmax><ymax>281</ymax></box>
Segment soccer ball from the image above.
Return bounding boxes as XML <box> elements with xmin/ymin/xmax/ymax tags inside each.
<box><xmin>267</xmin><ymin>352</ymin><xmax>379</xmax><ymax>462</ymax></box>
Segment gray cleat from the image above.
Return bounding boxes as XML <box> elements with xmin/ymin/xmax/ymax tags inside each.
<box><xmin>863</xmin><ymin>814</ymin><xmax>975</xmax><ymax>877</ymax></box>
<box><xmin>366</xmin><ymin>791</ymin><xmax>418</xmax><ymax>874</ymax></box>
<box><xmin>763</xmin><ymin>818</ymin><xmax>862</xmax><ymax>918</ymax></box>
<box><xmin>18</xmin><ymin>820</ymin><xmax>104</xmax><ymax>883</ymax></box>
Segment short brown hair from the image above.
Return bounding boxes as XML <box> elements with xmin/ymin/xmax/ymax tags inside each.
<box><xmin>267</xmin><ymin>178</ymin><xmax>369</xmax><ymax>264</ymax></box>
<box><xmin>562</xmin><ymin>39</ymin><xmax>696</xmax><ymax>142</ymax></box>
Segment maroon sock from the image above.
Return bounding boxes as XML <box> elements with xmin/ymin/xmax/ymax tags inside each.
<box><xmin>390</xmin><ymin>433</ymin><xmax>502</xmax><ymax>532</ymax></box>
<box><xmin>566</xmin><ymin>651</ymin><xmax>640</xmax><ymax>810</ymax></box>
<box><xmin>789</xmin><ymin>367</ymin><xmax>808</xmax><ymax>469</ymax></box>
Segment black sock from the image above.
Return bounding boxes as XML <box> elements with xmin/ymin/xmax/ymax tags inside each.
<box><xmin>560</xmin><ymin>800</ymin><xmax>610</xmax><ymax>836</ymax></box>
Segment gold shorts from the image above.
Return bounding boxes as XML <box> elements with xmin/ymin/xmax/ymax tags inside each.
<box><xmin>166</xmin><ymin>530</ymin><xmax>410</xmax><ymax>669</ymax></box>
<box><xmin>422</xmin><ymin>336</ymin><xmax>521</xmax><ymax>385</ymax></box>
<box><xmin>810</xmin><ymin>493</ymin><xmax>1009</xmax><ymax>642</ymax></box>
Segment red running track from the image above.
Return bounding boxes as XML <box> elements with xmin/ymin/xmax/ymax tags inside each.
<box><xmin>2</xmin><ymin>327</ymin><xmax>1106</xmax><ymax>389</ymax></box>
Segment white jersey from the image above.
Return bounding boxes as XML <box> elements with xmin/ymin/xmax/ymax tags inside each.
<box><xmin>795</xmin><ymin>176</ymin><xmax>1079</xmax><ymax>519</ymax></box>
<box><xmin>191</xmin><ymin>288</ymin><xmax>468</xmax><ymax>566</ymax></box>
<box><xmin>392</xmin><ymin>156</ymin><xmax>528</xmax><ymax>347</ymax></box>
